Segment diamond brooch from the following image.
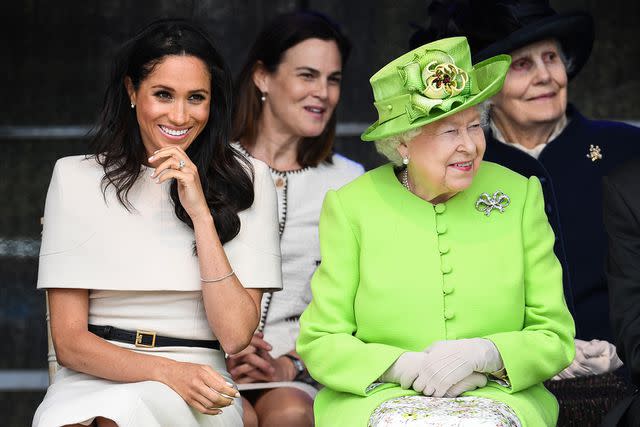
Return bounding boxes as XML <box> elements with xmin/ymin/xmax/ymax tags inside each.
<box><xmin>476</xmin><ymin>191</ymin><xmax>510</xmax><ymax>216</ymax></box>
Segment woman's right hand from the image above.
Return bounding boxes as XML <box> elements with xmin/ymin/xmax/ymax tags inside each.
<box><xmin>379</xmin><ymin>352</ymin><xmax>429</xmax><ymax>389</ymax></box>
<box><xmin>161</xmin><ymin>360</ymin><xmax>240</xmax><ymax>415</ymax></box>
<box><xmin>553</xmin><ymin>338</ymin><xmax>623</xmax><ymax>379</ymax></box>
<box><xmin>149</xmin><ymin>146</ymin><xmax>210</xmax><ymax>222</ymax></box>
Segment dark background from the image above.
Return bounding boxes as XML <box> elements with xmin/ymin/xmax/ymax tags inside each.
<box><xmin>2</xmin><ymin>1</ymin><xmax>639</xmax><ymax>424</ymax></box>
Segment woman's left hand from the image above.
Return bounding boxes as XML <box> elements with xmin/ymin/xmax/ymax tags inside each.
<box><xmin>149</xmin><ymin>147</ymin><xmax>210</xmax><ymax>221</ymax></box>
<box><xmin>414</xmin><ymin>338</ymin><xmax>503</xmax><ymax>397</ymax></box>
<box><xmin>227</xmin><ymin>334</ymin><xmax>296</xmax><ymax>383</ymax></box>
<box><xmin>443</xmin><ymin>372</ymin><xmax>488</xmax><ymax>397</ymax></box>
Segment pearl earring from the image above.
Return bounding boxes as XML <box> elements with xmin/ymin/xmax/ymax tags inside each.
<box><xmin>260</xmin><ymin>93</ymin><xmax>267</xmax><ymax>102</ymax></box>
<box><xmin>402</xmin><ymin>156</ymin><xmax>409</xmax><ymax>165</ymax></box>
<box><xmin>130</xmin><ymin>103</ymin><xmax>135</xmax><ymax>109</ymax></box>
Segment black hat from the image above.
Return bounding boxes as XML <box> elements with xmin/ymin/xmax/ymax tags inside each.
<box><xmin>410</xmin><ymin>0</ymin><xmax>594</xmax><ymax>79</ymax></box>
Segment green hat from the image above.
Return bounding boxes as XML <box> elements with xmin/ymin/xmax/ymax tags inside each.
<box><xmin>361</xmin><ymin>36</ymin><xmax>511</xmax><ymax>141</ymax></box>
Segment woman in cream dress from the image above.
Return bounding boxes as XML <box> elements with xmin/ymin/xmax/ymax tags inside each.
<box><xmin>33</xmin><ymin>19</ymin><xmax>281</xmax><ymax>427</ymax></box>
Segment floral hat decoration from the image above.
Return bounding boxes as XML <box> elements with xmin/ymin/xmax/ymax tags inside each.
<box><xmin>361</xmin><ymin>37</ymin><xmax>510</xmax><ymax>141</ymax></box>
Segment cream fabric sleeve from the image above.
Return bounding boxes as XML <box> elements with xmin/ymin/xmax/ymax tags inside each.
<box><xmin>37</xmin><ymin>155</ymin><xmax>282</xmax><ymax>292</ymax></box>
<box><xmin>224</xmin><ymin>158</ymin><xmax>282</xmax><ymax>291</ymax></box>
<box><xmin>37</xmin><ymin>156</ymin><xmax>103</xmax><ymax>289</ymax></box>
<box><xmin>37</xmin><ymin>155</ymin><xmax>208</xmax><ymax>292</ymax></box>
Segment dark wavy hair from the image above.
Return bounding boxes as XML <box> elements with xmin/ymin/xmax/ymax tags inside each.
<box><xmin>90</xmin><ymin>18</ymin><xmax>253</xmax><ymax>245</ymax></box>
<box><xmin>231</xmin><ymin>11</ymin><xmax>351</xmax><ymax>167</ymax></box>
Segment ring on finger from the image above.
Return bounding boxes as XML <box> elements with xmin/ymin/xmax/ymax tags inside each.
<box><xmin>177</xmin><ymin>159</ymin><xmax>186</xmax><ymax>170</ymax></box>
<box><xmin>210</xmin><ymin>387</ymin><xmax>235</xmax><ymax>401</ymax></box>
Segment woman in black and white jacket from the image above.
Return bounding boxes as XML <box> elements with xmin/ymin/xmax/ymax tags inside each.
<box><xmin>226</xmin><ymin>10</ymin><xmax>363</xmax><ymax>427</ymax></box>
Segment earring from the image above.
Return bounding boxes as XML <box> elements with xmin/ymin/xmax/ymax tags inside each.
<box><xmin>260</xmin><ymin>93</ymin><xmax>267</xmax><ymax>102</ymax></box>
<box><xmin>130</xmin><ymin>102</ymin><xmax>135</xmax><ymax>109</ymax></box>
<box><xmin>402</xmin><ymin>156</ymin><xmax>409</xmax><ymax>165</ymax></box>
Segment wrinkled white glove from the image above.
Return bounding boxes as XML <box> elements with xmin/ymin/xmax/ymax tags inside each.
<box><xmin>553</xmin><ymin>339</ymin><xmax>623</xmax><ymax>380</ymax></box>
<box><xmin>443</xmin><ymin>372</ymin><xmax>488</xmax><ymax>398</ymax></box>
<box><xmin>413</xmin><ymin>338</ymin><xmax>503</xmax><ymax>397</ymax></box>
<box><xmin>379</xmin><ymin>352</ymin><xmax>429</xmax><ymax>389</ymax></box>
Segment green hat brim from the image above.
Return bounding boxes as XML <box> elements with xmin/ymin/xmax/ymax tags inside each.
<box><xmin>361</xmin><ymin>54</ymin><xmax>511</xmax><ymax>142</ymax></box>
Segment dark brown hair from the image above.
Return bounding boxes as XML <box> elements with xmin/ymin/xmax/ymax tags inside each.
<box><xmin>231</xmin><ymin>11</ymin><xmax>351</xmax><ymax>168</ymax></box>
<box><xmin>90</xmin><ymin>18</ymin><xmax>254</xmax><ymax>245</ymax></box>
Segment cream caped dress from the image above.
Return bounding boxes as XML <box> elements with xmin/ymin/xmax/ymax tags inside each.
<box><xmin>33</xmin><ymin>154</ymin><xmax>282</xmax><ymax>427</ymax></box>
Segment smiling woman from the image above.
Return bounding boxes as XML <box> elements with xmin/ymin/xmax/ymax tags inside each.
<box><xmin>297</xmin><ymin>36</ymin><xmax>575</xmax><ymax>427</ymax></box>
<box><xmin>227</xmin><ymin>11</ymin><xmax>364</xmax><ymax>427</ymax></box>
<box><xmin>490</xmin><ymin>39</ymin><xmax>569</xmax><ymax>148</ymax></box>
<box><xmin>32</xmin><ymin>18</ymin><xmax>282</xmax><ymax>427</ymax></box>
<box><xmin>252</xmin><ymin>37</ymin><xmax>343</xmax><ymax>145</ymax></box>
<box><xmin>393</xmin><ymin>107</ymin><xmax>486</xmax><ymax>204</ymax></box>
<box><xmin>409</xmin><ymin>1</ymin><xmax>640</xmax><ymax>389</ymax></box>
<box><xmin>127</xmin><ymin>55</ymin><xmax>211</xmax><ymax>156</ymax></box>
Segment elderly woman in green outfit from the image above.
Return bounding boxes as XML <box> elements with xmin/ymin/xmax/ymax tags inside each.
<box><xmin>297</xmin><ymin>37</ymin><xmax>575</xmax><ymax>427</ymax></box>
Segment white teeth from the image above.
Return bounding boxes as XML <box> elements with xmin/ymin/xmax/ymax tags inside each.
<box><xmin>453</xmin><ymin>161</ymin><xmax>472</xmax><ymax>167</ymax></box>
<box><xmin>306</xmin><ymin>107</ymin><xmax>323</xmax><ymax>113</ymax></box>
<box><xmin>160</xmin><ymin>126</ymin><xmax>189</xmax><ymax>136</ymax></box>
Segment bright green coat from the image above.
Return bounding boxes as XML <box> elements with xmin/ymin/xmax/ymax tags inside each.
<box><xmin>297</xmin><ymin>161</ymin><xmax>575</xmax><ymax>427</ymax></box>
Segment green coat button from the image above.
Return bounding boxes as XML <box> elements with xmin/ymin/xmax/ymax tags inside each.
<box><xmin>435</xmin><ymin>203</ymin><xmax>446</xmax><ymax>214</ymax></box>
<box><xmin>443</xmin><ymin>283</ymin><xmax>454</xmax><ymax>294</ymax></box>
<box><xmin>444</xmin><ymin>309</ymin><xmax>454</xmax><ymax>320</ymax></box>
<box><xmin>437</xmin><ymin>223</ymin><xmax>448</xmax><ymax>234</ymax></box>
<box><xmin>441</xmin><ymin>263</ymin><xmax>452</xmax><ymax>274</ymax></box>
<box><xmin>439</xmin><ymin>242</ymin><xmax>450</xmax><ymax>254</ymax></box>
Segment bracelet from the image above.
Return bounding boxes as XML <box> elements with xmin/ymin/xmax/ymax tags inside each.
<box><xmin>487</xmin><ymin>367</ymin><xmax>511</xmax><ymax>387</ymax></box>
<box><xmin>201</xmin><ymin>270</ymin><xmax>235</xmax><ymax>283</ymax></box>
<box><xmin>488</xmin><ymin>367</ymin><xmax>508</xmax><ymax>381</ymax></box>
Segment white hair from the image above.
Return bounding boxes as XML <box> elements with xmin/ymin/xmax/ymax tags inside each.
<box><xmin>374</xmin><ymin>103</ymin><xmax>490</xmax><ymax>166</ymax></box>
<box><xmin>555</xmin><ymin>40</ymin><xmax>575</xmax><ymax>75</ymax></box>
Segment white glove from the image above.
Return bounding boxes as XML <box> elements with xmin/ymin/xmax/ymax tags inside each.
<box><xmin>413</xmin><ymin>338</ymin><xmax>503</xmax><ymax>397</ymax></box>
<box><xmin>443</xmin><ymin>372</ymin><xmax>488</xmax><ymax>397</ymax></box>
<box><xmin>553</xmin><ymin>339</ymin><xmax>623</xmax><ymax>380</ymax></box>
<box><xmin>379</xmin><ymin>352</ymin><xmax>429</xmax><ymax>389</ymax></box>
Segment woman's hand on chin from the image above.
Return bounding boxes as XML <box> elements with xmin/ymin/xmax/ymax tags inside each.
<box><xmin>149</xmin><ymin>146</ymin><xmax>210</xmax><ymax>221</ymax></box>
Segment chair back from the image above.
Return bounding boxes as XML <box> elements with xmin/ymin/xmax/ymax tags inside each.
<box><xmin>545</xmin><ymin>373</ymin><xmax>634</xmax><ymax>426</ymax></box>
<box><xmin>46</xmin><ymin>290</ymin><xmax>60</xmax><ymax>384</ymax></box>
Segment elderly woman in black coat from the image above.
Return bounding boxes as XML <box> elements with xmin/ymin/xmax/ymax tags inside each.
<box><xmin>411</xmin><ymin>0</ymin><xmax>640</xmax><ymax>380</ymax></box>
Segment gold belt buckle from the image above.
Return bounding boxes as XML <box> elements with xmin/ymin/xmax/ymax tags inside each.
<box><xmin>135</xmin><ymin>330</ymin><xmax>157</xmax><ymax>348</ymax></box>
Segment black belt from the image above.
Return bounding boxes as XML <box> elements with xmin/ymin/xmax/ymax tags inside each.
<box><xmin>88</xmin><ymin>324</ymin><xmax>220</xmax><ymax>350</ymax></box>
